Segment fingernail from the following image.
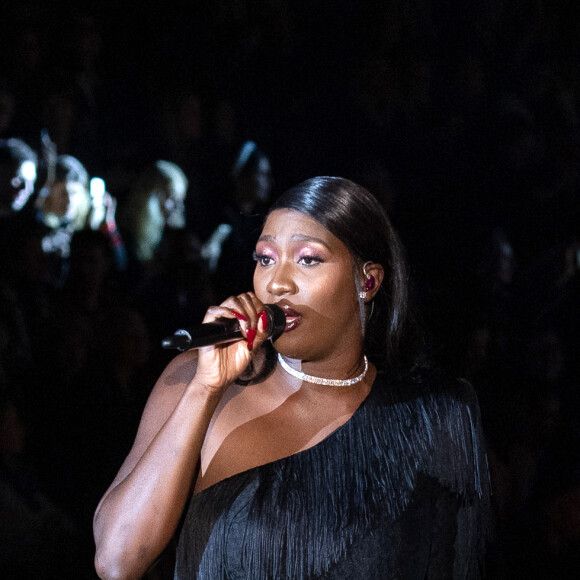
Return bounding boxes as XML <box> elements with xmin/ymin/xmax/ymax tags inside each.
<box><xmin>258</xmin><ymin>310</ymin><xmax>268</xmax><ymax>332</ymax></box>
<box><xmin>246</xmin><ymin>327</ymin><xmax>257</xmax><ymax>351</ymax></box>
<box><xmin>232</xmin><ymin>310</ymin><xmax>248</xmax><ymax>321</ymax></box>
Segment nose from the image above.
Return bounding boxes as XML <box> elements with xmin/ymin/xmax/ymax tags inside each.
<box><xmin>265</xmin><ymin>263</ymin><xmax>298</xmax><ymax>297</ymax></box>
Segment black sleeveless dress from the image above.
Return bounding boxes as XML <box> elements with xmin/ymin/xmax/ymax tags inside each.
<box><xmin>175</xmin><ymin>372</ymin><xmax>490</xmax><ymax>579</ymax></box>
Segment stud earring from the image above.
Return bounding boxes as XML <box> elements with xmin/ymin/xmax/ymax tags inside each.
<box><xmin>359</xmin><ymin>291</ymin><xmax>367</xmax><ymax>299</ymax></box>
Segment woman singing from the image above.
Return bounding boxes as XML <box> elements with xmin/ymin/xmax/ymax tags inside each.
<box><xmin>94</xmin><ymin>176</ymin><xmax>490</xmax><ymax>579</ymax></box>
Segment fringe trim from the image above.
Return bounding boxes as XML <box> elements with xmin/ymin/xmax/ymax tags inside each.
<box><xmin>175</xmin><ymin>373</ymin><xmax>490</xmax><ymax>579</ymax></box>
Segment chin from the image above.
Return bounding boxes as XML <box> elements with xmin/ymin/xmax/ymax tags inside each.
<box><xmin>272</xmin><ymin>336</ymin><xmax>312</xmax><ymax>362</ymax></box>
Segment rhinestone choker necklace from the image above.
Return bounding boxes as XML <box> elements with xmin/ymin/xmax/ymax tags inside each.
<box><xmin>277</xmin><ymin>353</ymin><xmax>368</xmax><ymax>387</ymax></box>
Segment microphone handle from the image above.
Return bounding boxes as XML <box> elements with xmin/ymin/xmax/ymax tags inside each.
<box><xmin>161</xmin><ymin>304</ymin><xmax>286</xmax><ymax>351</ymax></box>
<box><xmin>161</xmin><ymin>319</ymin><xmax>242</xmax><ymax>351</ymax></box>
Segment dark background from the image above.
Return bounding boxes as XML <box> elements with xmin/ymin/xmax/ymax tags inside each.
<box><xmin>1</xmin><ymin>2</ymin><xmax>580</xmax><ymax>578</ymax></box>
<box><xmin>2</xmin><ymin>1</ymin><xmax>579</xmax><ymax>270</ymax></box>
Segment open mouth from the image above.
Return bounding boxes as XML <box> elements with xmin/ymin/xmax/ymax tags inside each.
<box><xmin>281</xmin><ymin>306</ymin><xmax>302</xmax><ymax>332</ymax></box>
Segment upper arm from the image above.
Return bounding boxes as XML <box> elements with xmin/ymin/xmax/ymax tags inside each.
<box><xmin>97</xmin><ymin>351</ymin><xmax>199</xmax><ymax>500</ymax></box>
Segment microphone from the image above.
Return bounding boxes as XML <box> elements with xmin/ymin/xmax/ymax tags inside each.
<box><xmin>161</xmin><ymin>304</ymin><xmax>286</xmax><ymax>351</ymax></box>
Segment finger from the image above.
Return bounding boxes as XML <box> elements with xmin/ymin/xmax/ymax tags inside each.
<box><xmin>202</xmin><ymin>304</ymin><xmax>242</xmax><ymax>325</ymax></box>
<box><xmin>246</xmin><ymin>327</ymin><xmax>257</xmax><ymax>351</ymax></box>
<box><xmin>241</xmin><ymin>293</ymin><xmax>270</xmax><ymax>336</ymax></box>
<box><xmin>201</xmin><ymin>302</ymin><xmax>249</xmax><ymax>348</ymax></box>
<box><xmin>258</xmin><ymin>310</ymin><xmax>269</xmax><ymax>335</ymax></box>
<box><xmin>228</xmin><ymin>294</ymin><xmax>259</xmax><ymax>349</ymax></box>
<box><xmin>235</xmin><ymin>293</ymin><xmax>261</xmax><ymax>326</ymax></box>
<box><xmin>240</xmin><ymin>295</ymin><xmax>272</xmax><ymax>350</ymax></box>
<box><xmin>203</xmin><ymin>293</ymin><xmax>265</xmax><ymax>349</ymax></box>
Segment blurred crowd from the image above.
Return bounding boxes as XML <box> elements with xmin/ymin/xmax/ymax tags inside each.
<box><xmin>1</xmin><ymin>1</ymin><xmax>580</xmax><ymax>578</ymax></box>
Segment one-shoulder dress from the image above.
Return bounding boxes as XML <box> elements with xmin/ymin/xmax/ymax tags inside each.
<box><xmin>175</xmin><ymin>371</ymin><xmax>491</xmax><ymax>579</ymax></box>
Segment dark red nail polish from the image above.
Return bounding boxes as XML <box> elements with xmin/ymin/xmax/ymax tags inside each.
<box><xmin>246</xmin><ymin>327</ymin><xmax>257</xmax><ymax>350</ymax></box>
<box><xmin>232</xmin><ymin>310</ymin><xmax>248</xmax><ymax>321</ymax></box>
<box><xmin>259</xmin><ymin>310</ymin><xmax>268</xmax><ymax>330</ymax></box>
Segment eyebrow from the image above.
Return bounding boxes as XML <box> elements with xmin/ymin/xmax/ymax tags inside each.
<box><xmin>258</xmin><ymin>234</ymin><xmax>330</xmax><ymax>248</ymax></box>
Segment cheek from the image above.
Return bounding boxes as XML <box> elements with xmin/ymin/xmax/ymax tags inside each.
<box><xmin>304</xmin><ymin>276</ymin><xmax>333</xmax><ymax>307</ymax></box>
<box><xmin>304</xmin><ymin>274</ymin><xmax>360</xmax><ymax>324</ymax></box>
<box><xmin>316</xmin><ymin>281</ymin><xmax>359</xmax><ymax>323</ymax></box>
<box><xmin>310</xmin><ymin>271</ymin><xmax>362</xmax><ymax>339</ymax></box>
<box><xmin>252</xmin><ymin>265</ymin><xmax>266</xmax><ymax>297</ymax></box>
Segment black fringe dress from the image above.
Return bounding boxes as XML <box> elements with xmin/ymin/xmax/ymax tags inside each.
<box><xmin>175</xmin><ymin>371</ymin><xmax>491</xmax><ymax>579</ymax></box>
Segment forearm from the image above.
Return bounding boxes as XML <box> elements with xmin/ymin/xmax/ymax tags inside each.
<box><xmin>93</xmin><ymin>383</ymin><xmax>221</xmax><ymax>580</ymax></box>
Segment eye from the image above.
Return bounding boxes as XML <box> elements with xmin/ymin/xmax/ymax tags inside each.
<box><xmin>298</xmin><ymin>255</ymin><xmax>323</xmax><ymax>266</ymax></box>
<box><xmin>253</xmin><ymin>251</ymin><xmax>274</xmax><ymax>267</ymax></box>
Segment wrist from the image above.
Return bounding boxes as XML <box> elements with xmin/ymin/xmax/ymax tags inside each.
<box><xmin>186</xmin><ymin>375</ymin><xmax>231</xmax><ymax>401</ymax></box>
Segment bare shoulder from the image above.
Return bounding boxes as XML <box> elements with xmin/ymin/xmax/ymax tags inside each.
<box><xmin>149</xmin><ymin>350</ymin><xmax>199</xmax><ymax>404</ymax></box>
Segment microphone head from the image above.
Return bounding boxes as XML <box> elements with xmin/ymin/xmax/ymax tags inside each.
<box><xmin>161</xmin><ymin>329</ymin><xmax>192</xmax><ymax>351</ymax></box>
<box><xmin>265</xmin><ymin>304</ymin><xmax>286</xmax><ymax>342</ymax></box>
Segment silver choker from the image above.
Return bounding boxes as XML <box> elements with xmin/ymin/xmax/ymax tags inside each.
<box><xmin>277</xmin><ymin>353</ymin><xmax>368</xmax><ymax>387</ymax></box>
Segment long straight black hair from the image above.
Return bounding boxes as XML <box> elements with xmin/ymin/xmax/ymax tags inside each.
<box><xmin>240</xmin><ymin>176</ymin><xmax>424</xmax><ymax>384</ymax></box>
<box><xmin>273</xmin><ymin>176</ymin><xmax>420</xmax><ymax>370</ymax></box>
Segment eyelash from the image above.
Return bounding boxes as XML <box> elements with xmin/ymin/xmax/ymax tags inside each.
<box><xmin>253</xmin><ymin>252</ymin><xmax>273</xmax><ymax>266</ymax></box>
<box><xmin>298</xmin><ymin>255</ymin><xmax>323</xmax><ymax>266</ymax></box>
<box><xmin>253</xmin><ymin>252</ymin><xmax>324</xmax><ymax>267</ymax></box>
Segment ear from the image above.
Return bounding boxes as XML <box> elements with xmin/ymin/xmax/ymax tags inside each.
<box><xmin>360</xmin><ymin>262</ymin><xmax>384</xmax><ymax>303</ymax></box>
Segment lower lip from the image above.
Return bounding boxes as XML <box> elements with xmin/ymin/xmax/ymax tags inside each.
<box><xmin>284</xmin><ymin>317</ymin><xmax>302</xmax><ymax>332</ymax></box>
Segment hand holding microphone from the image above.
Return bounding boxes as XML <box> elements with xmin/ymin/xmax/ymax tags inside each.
<box><xmin>161</xmin><ymin>303</ymin><xmax>286</xmax><ymax>351</ymax></box>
